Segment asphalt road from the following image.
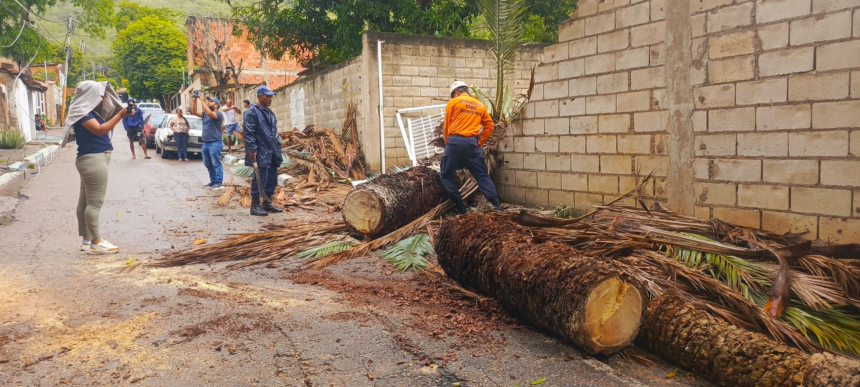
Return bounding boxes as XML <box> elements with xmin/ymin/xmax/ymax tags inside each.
<box><xmin>0</xmin><ymin>134</ymin><xmax>708</xmax><ymax>386</ymax></box>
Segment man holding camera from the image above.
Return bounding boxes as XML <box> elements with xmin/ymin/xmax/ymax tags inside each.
<box><xmin>122</xmin><ymin>98</ymin><xmax>149</xmax><ymax>159</ymax></box>
<box><xmin>243</xmin><ymin>86</ymin><xmax>283</xmax><ymax>216</ymax></box>
<box><xmin>192</xmin><ymin>92</ymin><xmax>225</xmax><ymax>190</ymax></box>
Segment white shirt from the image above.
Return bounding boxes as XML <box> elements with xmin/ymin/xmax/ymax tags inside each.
<box><xmin>221</xmin><ymin>106</ymin><xmax>237</xmax><ymax>125</ymax></box>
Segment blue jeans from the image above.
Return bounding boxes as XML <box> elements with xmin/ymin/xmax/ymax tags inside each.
<box><xmin>440</xmin><ymin>135</ymin><xmax>499</xmax><ymax>203</ymax></box>
<box><xmin>174</xmin><ymin>133</ymin><xmax>189</xmax><ymax>159</ymax></box>
<box><xmin>202</xmin><ymin>141</ymin><xmax>223</xmax><ymax>185</ymax></box>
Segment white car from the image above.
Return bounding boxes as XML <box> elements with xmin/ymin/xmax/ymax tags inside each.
<box><xmin>154</xmin><ymin>114</ymin><xmax>204</xmax><ymax>159</ymax></box>
<box><xmin>136</xmin><ymin>102</ymin><xmax>165</xmax><ymax>119</ymax></box>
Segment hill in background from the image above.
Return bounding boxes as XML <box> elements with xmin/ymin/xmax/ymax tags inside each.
<box><xmin>39</xmin><ymin>0</ymin><xmax>233</xmax><ymax>63</ymax></box>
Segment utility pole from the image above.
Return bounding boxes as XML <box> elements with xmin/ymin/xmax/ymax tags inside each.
<box><xmin>81</xmin><ymin>40</ymin><xmax>86</xmax><ymax>82</ymax></box>
<box><xmin>60</xmin><ymin>16</ymin><xmax>74</xmax><ymax>125</ymax></box>
<box><xmin>92</xmin><ymin>62</ymin><xmax>95</xmax><ymax>80</ymax></box>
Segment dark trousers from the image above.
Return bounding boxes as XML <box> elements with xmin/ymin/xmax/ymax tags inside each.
<box><xmin>251</xmin><ymin>160</ymin><xmax>279</xmax><ymax>202</ymax></box>
<box><xmin>440</xmin><ymin>135</ymin><xmax>499</xmax><ymax>204</ymax></box>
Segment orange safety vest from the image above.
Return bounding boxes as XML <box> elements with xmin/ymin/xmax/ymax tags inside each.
<box><xmin>443</xmin><ymin>94</ymin><xmax>495</xmax><ymax>146</ymax></box>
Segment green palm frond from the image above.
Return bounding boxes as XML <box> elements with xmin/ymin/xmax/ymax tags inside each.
<box><xmin>477</xmin><ymin>0</ymin><xmax>527</xmax><ymax>122</ymax></box>
<box><xmin>380</xmin><ymin>234</ymin><xmax>433</xmax><ymax>272</ymax></box>
<box><xmin>233</xmin><ymin>165</ymin><xmax>255</xmax><ymax>178</ymax></box>
<box><xmin>281</xmin><ymin>153</ymin><xmax>293</xmax><ymax>167</ymax></box>
<box><xmin>297</xmin><ymin>241</ymin><xmax>356</xmax><ymax>259</ymax></box>
<box><xmin>389</xmin><ymin>165</ymin><xmax>412</xmax><ymax>174</ymax></box>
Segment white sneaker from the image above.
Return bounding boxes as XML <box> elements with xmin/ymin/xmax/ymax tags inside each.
<box><xmin>89</xmin><ymin>240</ymin><xmax>120</xmax><ymax>255</ymax></box>
<box><xmin>81</xmin><ymin>239</ymin><xmax>91</xmax><ymax>251</ymax></box>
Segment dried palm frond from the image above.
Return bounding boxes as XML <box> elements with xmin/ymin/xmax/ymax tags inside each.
<box><xmin>153</xmin><ymin>221</ymin><xmax>347</xmax><ymax>268</ymax></box>
<box><xmin>380</xmin><ymin>234</ymin><xmax>433</xmax><ymax>272</ymax></box>
<box><xmin>217</xmin><ymin>178</ymin><xmax>237</xmax><ymax>206</ymax></box>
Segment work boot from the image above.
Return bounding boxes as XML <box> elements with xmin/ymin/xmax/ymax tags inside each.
<box><xmin>262</xmin><ymin>201</ymin><xmax>283</xmax><ymax>213</ymax></box>
<box><xmin>453</xmin><ymin>198</ymin><xmax>468</xmax><ymax>214</ymax></box>
<box><xmin>489</xmin><ymin>197</ymin><xmax>503</xmax><ymax>211</ymax></box>
<box><xmin>250</xmin><ymin>198</ymin><xmax>269</xmax><ymax>217</ymax></box>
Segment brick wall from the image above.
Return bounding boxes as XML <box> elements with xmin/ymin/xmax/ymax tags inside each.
<box><xmin>499</xmin><ymin>0</ymin><xmax>860</xmax><ymax>242</ymax></box>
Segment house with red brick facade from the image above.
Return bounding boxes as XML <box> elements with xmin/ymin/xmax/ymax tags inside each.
<box><xmin>171</xmin><ymin>17</ymin><xmax>305</xmax><ymax>113</ymax></box>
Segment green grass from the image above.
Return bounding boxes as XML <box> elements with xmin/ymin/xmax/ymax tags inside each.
<box><xmin>0</xmin><ymin>130</ymin><xmax>26</xmax><ymax>149</ymax></box>
<box><xmin>40</xmin><ymin>0</ymin><xmax>236</xmax><ymax>61</ymax></box>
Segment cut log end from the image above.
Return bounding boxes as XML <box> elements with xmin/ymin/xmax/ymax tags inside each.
<box><xmin>342</xmin><ymin>190</ymin><xmax>383</xmax><ymax>235</ymax></box>
<box><xmin>583</xmin><ymin>278</ymin><xmax>643</xmax><ymax>352</ymax></box>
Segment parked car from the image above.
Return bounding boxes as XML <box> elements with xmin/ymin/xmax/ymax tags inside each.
<box><xmin>142</xmin><ymin>113</ymin><xmax>168</xmax><ymax>149</ymax></box>
<box><xmin>154</xmin><ymin>114</ymin><xmax>205</xmax><ymax>159</ymax></box>
<box><xmin>136</xmin><ymin>102</ymin><xmax>165</xmax><ymax>119</ymax></box>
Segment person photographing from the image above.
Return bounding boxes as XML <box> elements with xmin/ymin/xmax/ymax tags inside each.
<box><xmin>122</xmin><ymin>99</ymin><xmax>149</xmax><ymax>159</ymax></box>
<box><xmin>59</xmin><ymin>80</ymin><xmax>132</xmax><ymax>254</ymax></box>
<box><xmin>440</xmin><ymin>81</ymin><xmax>502</xmax><ymax>214</ymax></box>
<box><xmin>191</xmin><ymin>92</ymin><xmax>225</xmax><ymax>190</ymax></box>
<box><xmin>243</xmin><ymin>86</ymin><xmax>283</xmax><ymax>217</ymax></box>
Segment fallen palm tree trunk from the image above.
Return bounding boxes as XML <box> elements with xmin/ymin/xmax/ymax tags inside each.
<box><xmin>342</xmin><ymin>166</ymin><xmax>446</xmax><ymax>237</ymax></box>
<box><xmin>637</xmin><ymin>295</ymin><xmax>860</xmax><ymax>387</ymax></box>
<box><xmin>434</xmin><ymin>213</ymin><xmax>646</xmax><ymax>355</ymax></box>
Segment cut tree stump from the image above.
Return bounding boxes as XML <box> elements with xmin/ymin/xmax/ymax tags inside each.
<box><xmin>342</xmin><ymin>166</ymin><xmax>446</xmax><ymax>237</ymax></box>
<box><xmin>435</xmin><ymin>213</ymin><xmax>646</xmax><ymax>355</ymax></box>
<box><xmin>637</xmin><ymin>295</ymin><xmax>860</xmax><ymax>387</ymax></box>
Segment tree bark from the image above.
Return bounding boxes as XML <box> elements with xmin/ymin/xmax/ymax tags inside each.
<box><xmin>636</xmin><ymin>295</ymin><xmax>860</xmax><ymax>387</ymax></box>
<box><xmin>341</xmin><ymin>166</ymin><xmax>446</xmax><ymax>237</ymax></box>
<box><xmin>435</xmin><ymin>214</ymin><xmax>646</xmax><ymax>355</ymax></box>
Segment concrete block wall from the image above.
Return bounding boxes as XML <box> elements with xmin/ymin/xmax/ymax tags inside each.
<box><xmin>376</xmin><ymin>35</ymin><xmax>544</xmax><ymax>168</ymax></box>
<box><xmin>690</xmin><ymin>0</ymin><xmax>860</xmax><ymax>242</ymax></box>
<box><xmin>498</xmin><ymin>0</ymin><xmax>860</xmax><ymax>243</ymax></box>
<box><xmin>270</xmin><ymin>58</ymin><xmax>364</xmax><ymax>133</ymax></box>
<box><xmin>498</xmin><ymin>0</ymin><xmax>669</xmax><ymax>212</ymax></box>
<box><xmin>269</xmin><ymin>31</ymin><xmax>545</xmax><ymax>172</ymax></box>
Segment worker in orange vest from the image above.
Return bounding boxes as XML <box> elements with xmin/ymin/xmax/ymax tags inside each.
<box><xmin>441</xmin><ymin>81</ymin><xmax>503</xmax><ymax>214</ymax></box>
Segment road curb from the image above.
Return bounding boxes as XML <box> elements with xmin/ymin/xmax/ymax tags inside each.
<box><xmin>0</xmin><ymin>171</ymin><xmax>23</xmax><ymax>189</ymax></box>
<box><xmin>24</xmin><ymin>145</ymin><xmax>59</xmax><ymax>165</ymax></box>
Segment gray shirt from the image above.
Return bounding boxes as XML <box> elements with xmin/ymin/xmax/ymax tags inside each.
<box><xmin>202</xmin><ymin>111</ymin><xmax>224</xmax><ymax>143</ymax></box>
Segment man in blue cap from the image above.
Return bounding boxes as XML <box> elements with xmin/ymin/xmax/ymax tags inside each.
<box><xmin>122</xmin><ymin>98</ymin><xmax>149</xmax><ymax>159</ymax></box>
<box><xmin>192</xmin><ymin>93</ymin><xmax>225</xmax><ymax>190</ymax></box>
<box><xmin>243</xmin><ymin>85</ymin><xmax>283</xmax><ymax>216</ymax></box>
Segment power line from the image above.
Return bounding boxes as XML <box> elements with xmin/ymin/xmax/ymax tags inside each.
<box><xmin>0</xmin><ymin>19</ymin><xmax>26</xmax><ymax>48</ymax></box>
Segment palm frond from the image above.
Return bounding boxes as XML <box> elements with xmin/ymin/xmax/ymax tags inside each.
<box><xmin>296</xmin><ymin>240</ymin><xmax>356</xmax><ymax>259</ymax></box>
<box><xmin>477</xmin><ymin>0</ymin><xmax>527</xmax><ymax>121</ymax></box>
<box><xmin>380</xmin><ymin>234</ymin><xmax>433</xmax><ymax>272</ymax></box>
<box><xmin>233</xmin><ymin>165</ymin><xmax>255</xmax><ymax>178</ymax></box>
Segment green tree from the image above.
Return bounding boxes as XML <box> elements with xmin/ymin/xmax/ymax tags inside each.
<box><xmin>112</xmin><ymin>16</ymin><xmax>186</xmax><ymax>103</ymax></box>
<box><xmin>228</xmin><ymin>0</ymin><xmax>575</xmax><ymax>66</ymax></box>
<box><xmin>113</xmin><ymin>0</ymin><xmax>183</xmax><ymax>31</ymax></box>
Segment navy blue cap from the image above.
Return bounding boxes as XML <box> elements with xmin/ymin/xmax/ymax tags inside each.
<box><xmin>257</xmin><ymin>85</ymin><xmax>275</xmax><ymax>96</ymax></box>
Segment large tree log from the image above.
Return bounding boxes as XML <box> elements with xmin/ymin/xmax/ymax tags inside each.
<box><xmin>435</xmin><ymin>214</ymin><xmax>646</xmax><ymax>355</ymax></box>
<box><xmin>636</xmin><ymin>295</ymin><xmax>860</xmax><ymax>387</ymax></box>
<box><xmin>342</xmin><ymin>166</ymin><xmax>446</xmax><ymax>237</ymax></box>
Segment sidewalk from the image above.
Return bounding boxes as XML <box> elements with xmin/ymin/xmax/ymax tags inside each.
<box><xmin>0</xmin><ymin>127</ymin><xmax>65</xmax><ymax>198</ymax></box>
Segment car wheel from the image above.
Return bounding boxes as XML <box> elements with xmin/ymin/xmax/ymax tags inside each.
<box><xmin>162</xmin><ymin>150</ymin><xmax>174</xmax><ymax>159</ymax></box>
<box><xmin>156</xmin><ymin>144</ymin><xmax>162</xmax><ymax>154</ymax></box>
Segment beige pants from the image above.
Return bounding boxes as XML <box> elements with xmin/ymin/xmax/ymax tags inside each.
<box><xmin>76</xmin><ymin>152</ymin><xmax>111</xmax><ymax>241</ymax></box>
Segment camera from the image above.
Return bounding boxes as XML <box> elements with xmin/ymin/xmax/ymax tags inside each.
<box><xmin>192</xmin><ymin>90</ymin><xmax>202</xmax><ymax>99</ymax></box>
<box><xmin>126</xmin><ymin>100</ymin><xmax>135</xmax><ymax>115</ymax></box>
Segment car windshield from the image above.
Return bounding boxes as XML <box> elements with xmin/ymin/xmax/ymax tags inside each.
<box><xmin>148</xmin><ymin>115</ymin><xmax>167</xmax><ymax>127</ymax></box>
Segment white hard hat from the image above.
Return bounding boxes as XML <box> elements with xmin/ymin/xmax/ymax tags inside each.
<box><xmin>450</xmin><ymin>81</ymin><xmax>468</xmax><ymax>94</ymax></box>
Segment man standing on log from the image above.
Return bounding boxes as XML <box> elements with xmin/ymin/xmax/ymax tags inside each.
<box><xmin>243</xmin><ymin>86</ymin><xmax>284</xmax><ymax>217</ymax></box>
<box><xmin>441</xmin><ymin>81</ymin><xmax>503</xmax><ymax>214</ymax></box>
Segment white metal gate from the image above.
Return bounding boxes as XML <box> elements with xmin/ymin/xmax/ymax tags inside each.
<box><xmin>395</xmin><ymin>104</ymin><xmax>446</xmax><ymax>166</ymax></box>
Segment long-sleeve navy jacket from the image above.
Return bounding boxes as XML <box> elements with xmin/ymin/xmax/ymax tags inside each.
<box><xmin>122</xmin><ymin>108</ymin><xmax>144</xmax><ymax>129</ymax></box>
<box><xmin>242</xmin><ymin>104</ymin><xmax>283</xmax><ymax>168</ymax></box>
